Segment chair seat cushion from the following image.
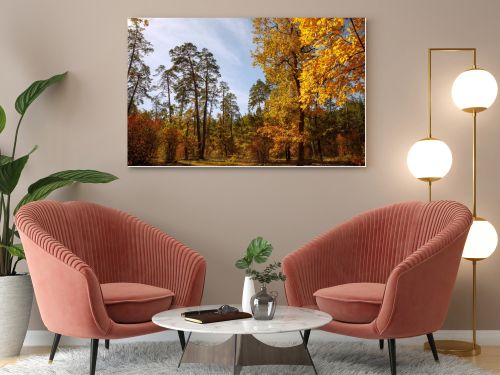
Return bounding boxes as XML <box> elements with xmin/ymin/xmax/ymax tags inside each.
<box><xmin>101</xmin><ymin>283</ymin><xmax>174</xmax><ymax>324</ymax></box>
<box><xmin>313</xmin><ymin>283</ymin><xmax>385</xmax><ymax>324</ymax></box>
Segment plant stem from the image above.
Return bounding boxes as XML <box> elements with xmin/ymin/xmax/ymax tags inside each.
<box><xmin>3</xmin><ymin>194</ymin><xmax>11</xmax><ymax>274</ymax></box>
<box><xmin>11</xmin><ymin>258</ymin><xmax>21</xmax><ymax>275</ymax></box>
<box><xmin>11</xmin><ymin>114</ymin><xmax>24</xmax><ymax>159</ymax></box>
<box><xmin>0</xmin><ymin>194</ymin><xmax>4</xmax><ymax>275</ymax></box>
<box><xmin>2</xmin><ymin>113</ymin><xmax>24</xmax><ymax>275</ymax></box>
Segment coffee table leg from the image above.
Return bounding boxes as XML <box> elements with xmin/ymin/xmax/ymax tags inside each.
<box><xmin>178</xmin><ymin>332</ymin><xmax>317</xmax><ymax>374</ymax></box>
<box><xmin>177</xmin><ymin>330</ymin><xmax>186</xmax><ymax>350</ymax></box>
<box><xmin>233</xmin><ymin>335</ymin><xmax>241</xmax><ymax>375</ymax></box>
<box><xmin>236</xmin><ymin>333</ymin><xmax>317</xmax><ymax>374</ymax></box>
<box><xmin>178</xmin><ymin>333</ymin><xmax>237</xmax><ymax>369</ymax></box>
<box><xmin>300</xmin><ymin>331</ymin><xmax>318</xmax><ymax>375</ymax></box>
<box><xmin>177</xmin><ymin>332</ymin><xmax>192</xmax><ymax>368</ymax></box>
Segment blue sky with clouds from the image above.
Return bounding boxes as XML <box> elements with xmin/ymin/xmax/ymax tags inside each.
<box><xmin>141</xmin><ymin>18</ymin><xmax>265</xmax><ymax>115</ymax></box>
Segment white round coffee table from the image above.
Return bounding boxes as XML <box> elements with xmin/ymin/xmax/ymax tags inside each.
<box><xmin>153</xmin><ymin>305</ymin><xmax>332</xmax><ymax>374</ymax></box>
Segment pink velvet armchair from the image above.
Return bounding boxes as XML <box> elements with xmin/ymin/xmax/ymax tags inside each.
<box><xmin>15</xmin><ymin>200</ymin><xmax>206</xmax><ymax>375</ymax></box>
<box><xmin>283</xmin><ymin>200</ymin><xmax>472</xmax><ymax>375</ymax></box>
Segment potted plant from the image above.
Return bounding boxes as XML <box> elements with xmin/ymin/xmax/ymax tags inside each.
<box><xmin>235</xmin><ymin>237</ymin><xmax>273</xmax><ymax>312</ymax></box>
<box><xmin>0</xmin><ymin>72</ymin><xmax>117</xmax><ymax>358</ymax></box>
<box><xmin>235</xmin><ymin>237</ymin><xmax>286</xmax><ymax>317</ymax></box>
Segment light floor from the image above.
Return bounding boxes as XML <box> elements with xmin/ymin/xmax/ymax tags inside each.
<box><xmin>1</xmin><ymin>345</ymin><xmax>500</xmax><ymax>373</ymax></box>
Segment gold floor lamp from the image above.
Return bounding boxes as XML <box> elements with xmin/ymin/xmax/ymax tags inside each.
<box><xmin>407</xmin><ymin>48</ymin><xmax>498</xmax><ymax>356</ymax></box>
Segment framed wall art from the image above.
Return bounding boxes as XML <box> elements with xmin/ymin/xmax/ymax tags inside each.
<box><xmin>128</xmin><ymin>17</ymin><xmax>366</xmax><ymax>167</ymax></box>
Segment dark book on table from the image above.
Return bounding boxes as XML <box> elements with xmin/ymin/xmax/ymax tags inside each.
<box><xmin>182</xmin><ymin>310</ymin><xmax>252</xmax><ymax>324</ymax></box>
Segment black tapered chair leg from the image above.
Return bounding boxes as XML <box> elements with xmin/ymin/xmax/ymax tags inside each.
<box><xmin>177</xmin><ymin>330</ymin><xmax>186</xmax><ymax>350</ymax></box>
<box><xmin>379</xmin><ymin>339</ymin><xmax>384</xmax><ymax>350</ymax></box>
<box><xmin>48</xmin><ymin>333</ymin><xmax>62</xmax><ymax>363</ymax></box>
<box><xmin>90</xmin><ymin>339</ymin><xmax>99</xmax><ymax>375</ymax></box>
<box><xmin>426</xmin><ymin>333</ymin><xmax>439</xmax><ymax>362</ymax></box>
<box><xmin>105</xmin><ymin>339</ymin><xmax>110</xmax><ymax>350</ymax></box>
<box><xmin>303</xmin><ymin>329</ymin><xmax>311</xmax><ymax>347</ymax></box>
<box><xmin>388</xmin><ymin>339</ymin><xmax>396</xmax><ymax>375</ymax></box>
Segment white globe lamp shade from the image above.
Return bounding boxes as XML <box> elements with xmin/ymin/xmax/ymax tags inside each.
<box><xmin>462</xmin><ymin>218</ymin><xmax>498</xmax><ymax>259</ymax></box>
<box><xmin>452</xmin><ymin>69</ymin><xmax>498</xmax><ymax>113</ymax></box>
<box><xmin>407</xmin><ymin>138</ymin><xmax>453</xmax><ymax>181</ymax></box>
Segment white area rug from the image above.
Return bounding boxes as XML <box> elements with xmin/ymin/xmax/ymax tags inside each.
<box><xmin>0</xmin><ymin>341</ymin><xmax>494</xmax><ymax>374</ymax></box>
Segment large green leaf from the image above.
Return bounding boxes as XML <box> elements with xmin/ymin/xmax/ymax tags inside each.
<box><xmin>0</xmin><ymin>244</ymin><xmax>25</xmax><ymax>260</ymax></box>
<box><xmin>0</xmin><ymin>155</ymin><xmax>13</xmax><ymax>166</ymax></box>
<box><xmin>235</xmin><ymin>258</ymin><xmax>250</xmax><ymax>269</ymax></box>
<box><xmin>14</xmin><ymin>169</ymin><xmax>117</xmax><ymax>214</ymax></box>
<box><xmin>28</xmin><ymin>169</ymin><xmax>117</xmax><ymax>193</ymax></box>
<box><xmin>51</xmin><ymin>169</ymin><xmax>117</xmax><ymax>183</ymax></box>
<box><xmin>16</xmin><ymin>180</ymin><xmax>74</xmax><ymax>212</ymax></box>
<box><xmin>0</xmin><ymin>105</ymin><xmax>5</xmax><ymax>134</ymax></box>
<box><xmin>245</xmin><ymin>237</ymin><xmax>273</xmax><ymax>264</ymax></box>
<box><xmin>0</xmin><ymin>147</ymin><xmax>37</xmax><ymax>194</ymax></box>
<box><xmin>15</xmin><ymin>72</ymin><xmax>67</xmax><ymax>115</ymax></box>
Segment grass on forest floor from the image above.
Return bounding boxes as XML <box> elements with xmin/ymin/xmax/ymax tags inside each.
<box><xmin>148</xmin><ymin>143</ymin><xmax>364</xmax><ymax>167</ymax></box>
<box><xmin>145</xmin><ymin>157</ymin><xmax>363</xmax><ymax>167</ymax></box>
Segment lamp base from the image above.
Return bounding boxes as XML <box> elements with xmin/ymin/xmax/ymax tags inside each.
<box><xmin>424</xmin><ymin>340</ymin><xmax>481</xmax><ymax>357</ymax></box>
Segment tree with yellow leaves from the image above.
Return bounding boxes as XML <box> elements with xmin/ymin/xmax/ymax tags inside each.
<box><xmin>295</xmin><ymin>17</ymin><xmax>365</xmax><ymax>109</ymax></box>
<box><xmin>252</xmin><ymin>17</ymin><xmax>365</xmax><ymax>165</ymax></box>
<box><xmin>252</xmin><ymin>18</ymin><xmax>311</xmax><ymax>165</ymax></box>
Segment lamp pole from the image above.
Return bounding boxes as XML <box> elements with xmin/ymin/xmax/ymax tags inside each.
<box><xmin>423</xmin><ymin>47</ymin><xmax>484</xmax><ymax>357</ymax></box>
<box><xmin>424</xmin><ymin>48</ymin><xmax>476</xmax><ymax>202</ymax></box>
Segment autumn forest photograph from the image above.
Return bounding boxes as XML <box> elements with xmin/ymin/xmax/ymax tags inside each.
<box><xmin>127</xmin><ymin>17</ymin><xmax>366</xmax><ymax>166</ymax></box>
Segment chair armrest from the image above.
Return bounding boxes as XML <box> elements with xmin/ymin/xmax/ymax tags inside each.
<box><xmin>375</xmin><ymin>227</ymin><xmax>470</xmax><ymax>338</ymax></box>
<box><xmin>17</xmin><ymin>230</ymin><xmax>111</xmax><ymax>339</ymax></box>
<box><xmin>283</xmin><ymin>220</ymin><xmax>358</xmax><ymax>307</ymax></box>
<box><xmin>126</xmin><ymin>220</ymin><xmax>206</xmax><ymax>307</ymax></box>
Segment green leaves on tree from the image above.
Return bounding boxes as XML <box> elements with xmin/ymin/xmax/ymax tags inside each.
<box><xmin>15</xmin><ymin>72</ymin><xmax>67</xmax><ymax>115</ymax></box>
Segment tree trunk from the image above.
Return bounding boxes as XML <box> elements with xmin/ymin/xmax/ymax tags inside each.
<box><xmin>297</xmin><ymin>109</ymin><xmax>305</xmax><ymax>165</ymax></box>
<box><xmin>128</xmin><ymin>76</ymin><xmax>140</xmax><ymax>115</ymax></box>
<box><xmin>206</xmin><ymin>92</ymin><xmax>216</xmax><ymax>158</ymax></box>
<box><xmin>221</xmin><ymin>89</ymin><xmax>226</xmax><ymax>133</ymax></box>
<box><xmin>184</xmin><ymin>125</ymin><xmax>189</xmax><ymax>160</ymax></box>
<box><xmin>314</xmin><ymin>114</ymin><xmax>323</xmax><ymax>161</ymax></box>
<box><xmin>230</xmin><ymin>115</ymin><xmax>233</xmax><ymax>139</ymax></box>
<box><xmin>166</xmin><ymin>76</ymin><xmax>172</xmax><ymax>123</ymax></box>
<box><xmin>127</xmin><ymin>26</ymin><xmax>139</xmax><ymax>77</ymax></box>
<box><xmin>178</xmin><ymin>97</ymin><xmax>188</xmax><ymax>160</ymax></box>
<box><xmin>187</xmin><ymin>57</ymin><xmax>202</xmax><ymax>160</ymax></box>
<box><xmin>201</xmin><ymin>69</ymin><xmax>209</xmax><ymax>159</ymax></box>
<box><xmin>310</xmin><ymin>141</ymin><xmax>316</xmax><ymax>160</ymax></box>
<box><xmin>293</xmin><ymin>70</ymin><xmax>304</xmax><ymax>166</ymax></box>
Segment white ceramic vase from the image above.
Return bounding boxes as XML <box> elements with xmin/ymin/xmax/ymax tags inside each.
<box><xmin>241</xmin><ymin>275</ymin><xmax>255</xmax><ymax>313</ymax></box>
<box><xmin>0</xmin><ymin>274</ymin><xmax>34</xmax><ymax>358</ymax></box>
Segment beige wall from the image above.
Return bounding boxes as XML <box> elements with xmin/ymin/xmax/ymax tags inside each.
<box><xmin>2</xmin><ymin>0</ymin><xmax>500</xmax><ymax>331</ymax></box>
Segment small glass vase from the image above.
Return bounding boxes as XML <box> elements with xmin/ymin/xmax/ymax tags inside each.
<box><xmin>250</xmin><ymin>285</ymin><xmax>278</xmax><ymax>320</ymax></box>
